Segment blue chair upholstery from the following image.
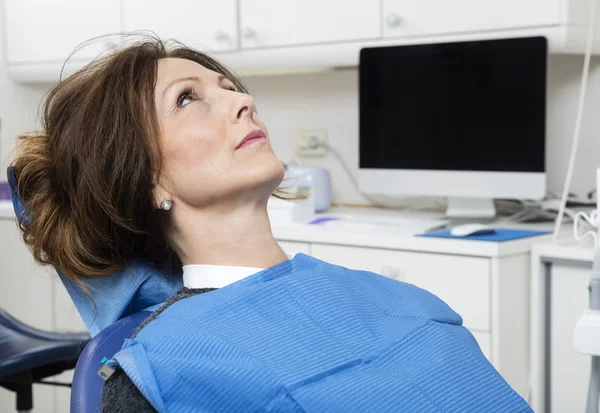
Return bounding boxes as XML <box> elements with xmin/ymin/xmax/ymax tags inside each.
<box><xmin>0</xmin><ymin>308</ymin><xmax>90</xmax><ymax>412</ymax></box>
<box><xmin>7</xmin><ymin>166</ymin><xmax>182</xmax><ymax>337</ymax></box>
<box><xmin>4</xmin><ymin>167</ymin><xmax>93</xmax><ymax>411</ymax></box>
<box><xmin>70</xmin><ymin>311</ymin><xmax>151</xmax><ymax>413</ymax></box>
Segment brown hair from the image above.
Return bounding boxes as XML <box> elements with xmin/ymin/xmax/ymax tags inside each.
<box><xmin>9</xmin><ymin>36</ymin><xmax>286</xmax><ymax>292</ymax></box>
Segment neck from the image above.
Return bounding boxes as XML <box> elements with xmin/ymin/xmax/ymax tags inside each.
<box><xmin>168</xmin><ymin>199</ymin><xmax>287</xmax><ymax>269</ymax></box>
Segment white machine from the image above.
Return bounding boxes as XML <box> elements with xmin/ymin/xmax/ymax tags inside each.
<box><xmin>358</xmin><ymin>37</ymin><xmax>548</xmax><ymax>219</ymax></box>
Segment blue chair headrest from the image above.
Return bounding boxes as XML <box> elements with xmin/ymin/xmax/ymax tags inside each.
<box><xmin>7</xmin><ymin>167</ymin><xmax>182</xmax><ymax>336</ymax></box>
<box><xmin>7</xmin><ymin>166</ymin><xmax>25</xmax><ymax>221</ymax></box>
<box><xmin>70</xmin><ymin>311</ymin><xmax>151</xmax><ymax>413</ymax></box>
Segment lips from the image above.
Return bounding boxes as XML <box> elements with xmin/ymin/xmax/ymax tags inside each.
<box><xmin>236</xmin><ymin>130</ymin><xmax>266</xmax><ymax>150</ymax></box>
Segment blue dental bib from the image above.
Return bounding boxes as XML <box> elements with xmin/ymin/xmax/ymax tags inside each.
<box><xmin>111</xmin><ymin>254</ymin><xmax>531</xmax><ymax>413</ymax></box>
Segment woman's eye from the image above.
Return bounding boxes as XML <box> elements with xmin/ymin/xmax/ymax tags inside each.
<box><xmin>226</xmin><ymin>84</ymin><xmax>237</xmax><ymax>92</ymax></box>
<box><xmin>176</xmin><ymin>89</ymin><xmax>195</xmax><ymax>108</ymax></box>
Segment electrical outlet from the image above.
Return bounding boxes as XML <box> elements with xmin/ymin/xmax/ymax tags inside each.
<box><xmin>297</xmin><ymin>129</ymin><xmax>328</xmax><ymax>157</ymax></box>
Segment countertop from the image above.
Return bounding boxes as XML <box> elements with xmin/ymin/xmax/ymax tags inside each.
<box><xmin>1</xmin><ymin>200</ymin><xmax>558</xmax><ymax>258</ymax></box>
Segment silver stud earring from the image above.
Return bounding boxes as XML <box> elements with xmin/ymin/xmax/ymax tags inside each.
<box><xmin>160</xmin><ymin>200</ymin><xmax>173</xmax><ymax>211</ymax></box>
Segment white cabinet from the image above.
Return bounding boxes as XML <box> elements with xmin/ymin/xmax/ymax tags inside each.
<box><xmin>530</xmin><ymin>244</ymin><xmax>596</xmax><ymax>413</ymax></box>
<box><xmin>123</xmin><ymin>0</ymin><xmax>238</xmax><ymax>52</ymax></box>
<box><xmin>548</xmin><ymin>264</ymin><xmax>590</xmax><ymax>413</ymax></box>
<box><xmin>239</xmin><ymin>0</ymin><xmax>381</xmax><ymax>49</ymax></box>
<box><xmin>311</xmin><ymin>244</ymin><xmax>495</xmax><ymax>361</ymax></box>
<box><xmin>310</xmin><ymin>244</ymin><xmax>491</xmax><ymax>332</ymax></box>
<box><xmin>382</xmin><ymin>0</ymin><xmax>562</xmax><ymax>38</ymax></box>
<box><xmin>3</xmin><ymin>0</ymin><xmax>121</xmax><ymax>64</ymax></box>
<box><xmin>0</xmin><ymin>219</ymin><xmax>57</xmax><ymax>412</ymax></box>
<box><xmin>5</xmin><ymin>0</ymin><xmax>600</xmax><ymax>83</ymax></box>
<box><xmin>309</xmin><ymin>243</ymin><xmax>531</xmax><ymax>398</ymax></box>
<box><xmin>0</xmin><ymin>220</ymin><xmax>54</xmax><ymax>330</ymax></box>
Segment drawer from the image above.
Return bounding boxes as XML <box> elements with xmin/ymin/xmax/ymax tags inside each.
<box><xmin>240</xmin><ymin>0</ymin><xmax>381</xmax><ymax>49</ymax></box>
<box><xmin>382</xmin><ymin>0</ymin><xmax>561</xmax><ymax>38</ymax></box>
<box><xmin>277</xmin><ymin>240</ymin><xmax>311</xmax><ymax>257</ymax></box>
<box><xmin>311</xmin><ymin>244</ymin><xmax>491</xmax><ymax>332</ymax></box>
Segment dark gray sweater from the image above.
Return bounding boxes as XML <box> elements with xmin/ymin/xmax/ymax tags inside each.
<box><xmin>100</xmin><ymin>287</ymin><xmax>216</xmax><ymax>413</ymax></box>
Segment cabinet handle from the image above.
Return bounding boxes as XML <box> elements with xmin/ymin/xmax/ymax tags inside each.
<box><xmin>386</xmin><ymin>12</ymin><xmax>401</xmax><ymax>29</ymax></box>
<box><xmin>380</xmin><ymin>266</ymin><xmax>399</xmax><ymax>280</ymax></box>
<box><xmin>103</xmin><ymin>40</ymin><xmax>119</xmax><ymax>50</ymax></box>
<box><xmin>242</xmin><ymin>26</ymin><xmax>257</xmax><ymax>40</ymax></box>
<box><xmin>214</xmin><ymin>30</ymin><xmax>231</xmax><ymax>43</ymax></box>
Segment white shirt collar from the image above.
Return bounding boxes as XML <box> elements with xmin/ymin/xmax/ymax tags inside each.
<box><xmin>182</xmin><ymin>264</ymin><xmax>264</xmax><ymax>289</ymax></box>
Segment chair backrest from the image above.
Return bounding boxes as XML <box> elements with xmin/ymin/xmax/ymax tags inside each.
<box><xmin>7</xmin><ymin>166</ymin><xmax>182</xmax><ymax>336</ymax></box>
<box><xmin>70</xmin><ymin>311</ymin><xmax>151</xmax><ymax>413</ymax></box>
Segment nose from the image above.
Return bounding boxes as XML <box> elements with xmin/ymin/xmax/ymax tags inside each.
<box><xmin>231</xmin><ymin>92</ymin><xmax>255</xmax><ymax>123</ymax></box>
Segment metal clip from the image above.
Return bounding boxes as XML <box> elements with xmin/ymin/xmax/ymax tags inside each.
<box><xmin>97</xmin><ymin>364</ymin><xmax>116</xmax><ymax>381</ymax></box>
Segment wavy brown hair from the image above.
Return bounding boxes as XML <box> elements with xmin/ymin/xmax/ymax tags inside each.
<box><xmin>9</xmin><ymin>36</ymin><xmax>286</xmax><ymax>293</ymax></box>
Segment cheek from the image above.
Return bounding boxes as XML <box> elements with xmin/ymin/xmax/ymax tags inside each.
<box><xmin>160</xmin><ymin>119</ymin><xmax>237</xmax><ymax>202</ymax></box>
<box><xmin>163</xmin><ymin>120</ymin><xmax>224</xmax><ymax>167</ymax></box>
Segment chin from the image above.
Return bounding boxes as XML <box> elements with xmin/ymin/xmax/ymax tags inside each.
<box><xmin>244</xmin><ymin>154</ymin><xmax>285</xmax><ymax>193</ymax></box>
<box><xmin>264</xmin><ymin>156</ymin><xmax>286</xmax><ymax>187</ymax></box>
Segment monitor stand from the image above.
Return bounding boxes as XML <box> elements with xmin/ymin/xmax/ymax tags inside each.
<box><xmin>446</xmin><ymin>197</ymin><xmax>496</xmax><ymax>220</ymax></box>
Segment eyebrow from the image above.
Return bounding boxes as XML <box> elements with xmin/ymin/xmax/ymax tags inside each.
<box><xmin>162</xmin><ymin>74</ymin><xmax>226</xmax><ymax>98</ymax></box>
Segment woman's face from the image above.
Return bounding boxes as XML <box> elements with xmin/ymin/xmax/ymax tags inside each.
<box><xmin>153</xmin><ymin>58</ymin><xmax>284</xmax><ymax>210</ymax></box>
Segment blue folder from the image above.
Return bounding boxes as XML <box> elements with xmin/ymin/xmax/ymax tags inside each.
<box><xmin>418</xmin><ymin>228</ymin><xmax>551</xmax><ymax>242</ymax></box>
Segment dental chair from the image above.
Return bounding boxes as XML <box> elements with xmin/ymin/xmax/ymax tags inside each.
<box><xmin>70</xmin><ymin>311</ymin><xmax>151</xmax><ymax>413</ymax></box>
<box><xmin>0</xmin><ymin>308</ymin><xmax>90</xmax><ymax>412</ymax></box>
<box><xmin>7</xmin><ymin>166</ymin><xmax>165</xmax><ymax>412</ymax></box>
<box><xmin>2</xmin><ymin>168</ymin><xmax>92</xmax><ymax>412</ymax></box>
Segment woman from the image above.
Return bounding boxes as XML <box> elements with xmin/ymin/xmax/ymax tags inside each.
<box><xmin>10</xmin><ymin>37</ymin><xmax>531</xmax><ymax>412</ymax></box>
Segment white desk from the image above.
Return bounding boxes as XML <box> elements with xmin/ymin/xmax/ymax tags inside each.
<box><xmin>531</xmin><ymin>241</ymin><xmax>595</xmax><ymax>413</ymax></box>
<box><xmin>0</xmin><ymin>204</ymin><xmax>553</xmax><ymax>412</ymax></box>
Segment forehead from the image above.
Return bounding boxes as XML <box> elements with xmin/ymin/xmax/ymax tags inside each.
<box><xmin>156</xmin><ymin>57</ymin><xmax>222</xmax><ymax>88</ymax></box>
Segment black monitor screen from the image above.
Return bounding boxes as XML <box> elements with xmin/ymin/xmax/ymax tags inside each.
<box><xmin>359</xmin><ymin>37</ymin><xmax>547</xmax><ymax>173</ymax></box>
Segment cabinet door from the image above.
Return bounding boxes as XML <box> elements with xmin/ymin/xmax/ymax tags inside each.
<box><xmin>4</xmin><ymin>0</ymin><xmax>121</xmax><ymax>64</ymax></box>
<box><xmin>123</xmin><ymin>0</ymin><xmax>238</xmax><ymax>52</ymax></box>
<box><xmin>383</xmin><ymin>0</ymin><xmax>561</xmax><ymax>38</ymax></box>
<box><xmin>549</xmin><ymin>264</ymin><xmax>590</xmax><ymax>413</ymax></box>
<box><xmin>240</xmin><ymin>0</ymin><xmax>381</xmax><ymax>49</ymax></box>
<box><xmin>0</xmin><ymin>218</ymin><xmax>57</xmax><ymax>410</ymax></box>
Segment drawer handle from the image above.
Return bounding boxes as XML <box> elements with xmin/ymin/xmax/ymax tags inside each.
<box><xmin>386</xmin><ymin>12</ymin><xmax>401</xmax><ymax>29</ymax></box>
<box><xmin>242</xmin><ymin>26</ymin><xmax>257</xmax><ymax>40</ymax></box>
<box><xmin>214</xmin><ymin>30</ymin><xmax>231</xmax><ymax>43</ymax></box>
<box><xmin>103</xmin><ymin>40</ymin><xmax>119</xmax><ymax>50</ymax></box>
<box><xmin>380</xmin><ymin>266</ymin><xmax>400</xmax><ymax>280</ymax></box>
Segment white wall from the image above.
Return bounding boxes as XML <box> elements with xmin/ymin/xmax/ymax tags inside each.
<box><xmin>0</xmin><ymin>3</ymin><xmax>61</xmax><ymax>412</ymax></box>
<box><xmin>244</xmin><ymin>69</ymin><xmax>368</xmax><ymax>206</ymax></box>
<box><xmin>245</xmin><ymin>56</ymin><xmax>600</xmax><ymax>207</ymax></box>
<box><xmin>0</xmin><ymin>6</ymin><xmax>48</xmax><ymax>175</ymax></box>
<box><xmin>547</xmin><ymin>55</ymin><xmax>600</xmax><ymax>199</ymax></box>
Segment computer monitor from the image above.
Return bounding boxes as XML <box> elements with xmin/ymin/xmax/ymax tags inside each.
<box><xmin>358</xmin><ymin>37</ymin><xmax>547</xmax><ymax>218</ymax></box>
